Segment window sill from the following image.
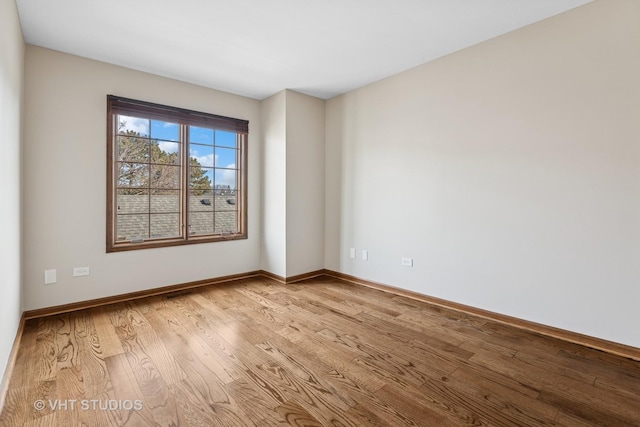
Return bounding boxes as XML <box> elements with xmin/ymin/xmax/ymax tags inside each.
<box><xmin>106</xmin><ymin>233</ymin><xmax>247</xmax><ymax>252</ymax></box>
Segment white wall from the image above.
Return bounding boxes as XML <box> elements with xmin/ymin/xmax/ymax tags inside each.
<box><xmin>0</xmin><ymin>0</ymin><xmax>24</xmax><ymax>381</ymax></box>
<box><xmin>13</xmin><ymin>0</ymin><xmax>640</xmax><ymax>353</ymax></box>
<box><xmin>325</xmin><ymin>0</ymin><xmax>640</xmax><ymax>347</ymax></box>
<box><xmin>285</xmin><ymin>90</ymin><xmax>325</xmax><ymax>277</ymax></box>
<box><xmin>260</xmin><ymin>91</ymin><xmax>287</xmax><ymax>277</ymax></box>
<box><xmin>23</xmin><ymin>46</ymin><xmax>262</xmax><ymax>310</ymax></box>
<box><xmin>261</xmin><ymin>90</ymin><xmax>326</xmax><ymax>278</ymax></box>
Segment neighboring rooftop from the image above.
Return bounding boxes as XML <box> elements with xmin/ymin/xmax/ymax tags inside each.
<box><xmin>116</xmin><ymin>193</ymin><xmax>238</xmax><ymax>241</ymax></box>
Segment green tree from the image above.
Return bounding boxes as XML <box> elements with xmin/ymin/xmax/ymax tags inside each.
<box><xmin>189</xmin><ymin>156</ymin><xmax>212</xmax><ymax>196</ymax></box>
<box><xmin>116</xmin><ymin>124</ymin><xmax>212</xmax><ymax>195</ymax></box>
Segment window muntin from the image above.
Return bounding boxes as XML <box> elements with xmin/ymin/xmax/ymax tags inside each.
<box><xmin>107</xmin><ymin>96</ymin><xmax>247</xmax><ymax>252</ymax></box>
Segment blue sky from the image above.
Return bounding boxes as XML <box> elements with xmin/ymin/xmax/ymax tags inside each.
<box><xmin>119</xmin><ymin>115</ymin><xmax>238</xmax><ymax>188</ymax></box>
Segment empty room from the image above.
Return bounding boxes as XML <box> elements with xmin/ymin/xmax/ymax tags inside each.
<box><xmin>1</xmin><ymin>0</ymin><xmax>639</xmax><ymax>425</ymax></box>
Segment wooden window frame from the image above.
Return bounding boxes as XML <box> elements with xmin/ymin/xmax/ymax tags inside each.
<box><xmin>106</xmin><ymin>95</ymin><xmax>248</xmax><ymax>252</ymax></box>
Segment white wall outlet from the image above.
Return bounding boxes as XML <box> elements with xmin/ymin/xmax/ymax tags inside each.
<box><xmin>401</xmin><ymin>258</ymin><xmax>414</xmax><ymax>267</ymax></box>
<box><xmin>44</xmin><ymin>269</ymin><xmax>57</xmax><ymax>285</ymax></box>
<box><xmin>73</xmin><ymin>267</ymin><xmax>90</xmax><ymax>277</ymax></box>
<box><xmin>361</xmin><ymin>250</ymin><xmax>368</xmax><ymax>261</ymax></box>
<box><xmin>349</xmin><ymin>248</ymin><xmax>356</xmax><ymax>259</ymax></box>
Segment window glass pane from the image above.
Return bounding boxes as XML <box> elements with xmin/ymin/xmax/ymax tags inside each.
<box><xmin>190</xmin><ymin>145</ymin><xmax>215</xmax><ymax>168</ymax></box>
<box><xmin>189</xmin><ymin>126</ymin><xmax>214</xmax><ymax>145</ymax></box>
<box><xmin>152</xmin><ymin>141</ymin><xmax>180</xmax><ymax>164</ymax></box>
<box><xmin>150</xmin><ymin>165</ymin><xmax>180</xmax><ymax>189</ymax></box>
<box><xmin>108</xmin><ymin>97</ymin><xmax>247</xmax><ymax>251</ymax></box>
<box><xmin>116</xmin><ymin>214</ymin><xmax>149</xmax><ymax>241</ymax></box>
<box><xmin>189</xmin><ymin>190</ymin><xmax>214</xmax><ymax>213</ymax></box>
<box><xmin>190</xmin><ymin>166</ymin><xmax>213</xmax><ymax>192</ymax></box>
<box><xmin>215</xmin><ymin>212</ymin><xmax>238</xmax><ymax>234</ymax></box>
<box><xmin>117</xmin><ymin>136</ymin><xmax>148</xmax><ymax>163</ymax></box>
<box><xmin>151</xmin><ymin>120</ymin><xmax>179</xmax><ymax>141</ymax></box>
<box><xmin>151</xmin><ymin>190</ymin><xmax>180</xmax><ymax>213</ymax></box>
<box><xmin>117</xmin><ymin>190</ymin><xmax>149</xmax><ymax>214</ymax></box>
<box><xmin>215</xmin><ymin>130</ymin><xmax>237</xmax><ymax>148</ymax></box>
<box><xmin>117</xmin><ymin>163</ymin><xmax>149</xmax><ymax>188</ymax></box>
<box><xmin>189</xmin><ymin>212</ymin><xmax>214</xmax><ymax>235</ymax></box>
<box><xmin>150</xmin><ymin>214</ymin><xmax>181</xmax><ymax>238</ymax></box>
<box><xmin>117</xmin><ymin>115</ymin><xmax>149</xmax><ymax>137</ymax></box>
<box><xmin>213</xmin><ymin>183</ymin><xmax>234</xmax><ymax>195</ymax></box>
<box><xmin>215</xmin><ymin>169</ymin><xmax>236</xmax><ymax>191</ymax></box>
<box><xmin>216</xmin><ymin>191</ymin><xmax>238</xmax><ymax>211</ymax></box>
<box><xmin>215</xmin><ymin>147</ymin><xmax>237</xmax><ymax>168</ymax></box>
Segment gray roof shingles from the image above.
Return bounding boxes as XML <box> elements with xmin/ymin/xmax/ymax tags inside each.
<box><xmin>116</xmin><ymin>192</ymin><xmax>237</xmax><ymax>241</ymax></box>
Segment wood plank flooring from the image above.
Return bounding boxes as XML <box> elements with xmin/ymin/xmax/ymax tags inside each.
<box><xmin>1</xmin><ymin>276</ymin><xmax>639</xmax><ymax>426</ymax></box>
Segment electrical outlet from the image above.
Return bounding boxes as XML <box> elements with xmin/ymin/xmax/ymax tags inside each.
<box><xmin>361</xmin><ymin>250</ymin><xmax>368</xmax><ymax>261</ymax></box>
<box><xmin>44</xmin><ymin>269</ymin><xmax>57</xmax><ymax>285</ymax></box>
<box><xmin>401</xmin><ymin>258</ymin><xmax>414</xmax><ymax>267</ymax></box>
<box><xmin>73</xmin><ymin>267</ymin><xmax>90</xmax><ymax>277</ymax></box>
<box><xmin>349</xmin><ymin>248</ymin><xmax>356</xmax><ymax>259</ymax></box>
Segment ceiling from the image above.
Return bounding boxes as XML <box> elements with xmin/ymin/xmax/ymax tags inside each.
<box><xmin>15</xmin><ymin>0</ymin><xmax>592</xmax><ymax>100</ymax></box>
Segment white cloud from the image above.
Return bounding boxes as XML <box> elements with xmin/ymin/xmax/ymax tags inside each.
<box><xmin>118</xmin><ymin>115</ymin><xmax>148</xmax><ymax>135</ymax></box>
<box><xmin>219</xmin><ymin>163</ymin><xmax>236</xmax><ymax>188</ymax></box>
<box><xmin>194</xmin><ymin>153</ymin><xmax>217</xmax><ymax>168</ymax></box>
<box><xmin>189</xmin><ymin>146</ymin><xmax>217</xmax><ymax>167</ymax></box>
<box><xmin>159</xmin><ymin>141</ymin><xmax>179</xmax><ymax>154</ymax></box>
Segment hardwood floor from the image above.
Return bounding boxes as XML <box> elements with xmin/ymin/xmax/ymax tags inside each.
<box><xmin>1</xmin><ymin>276</ymin><xmax>639</xmax><ymax>426</ymax></box>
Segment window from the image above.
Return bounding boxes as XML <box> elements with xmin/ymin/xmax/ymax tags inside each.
<box><xmin>107</xmin><ymin>95</ymin><xmax>248</xmax><ymax>252</ymax></box>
